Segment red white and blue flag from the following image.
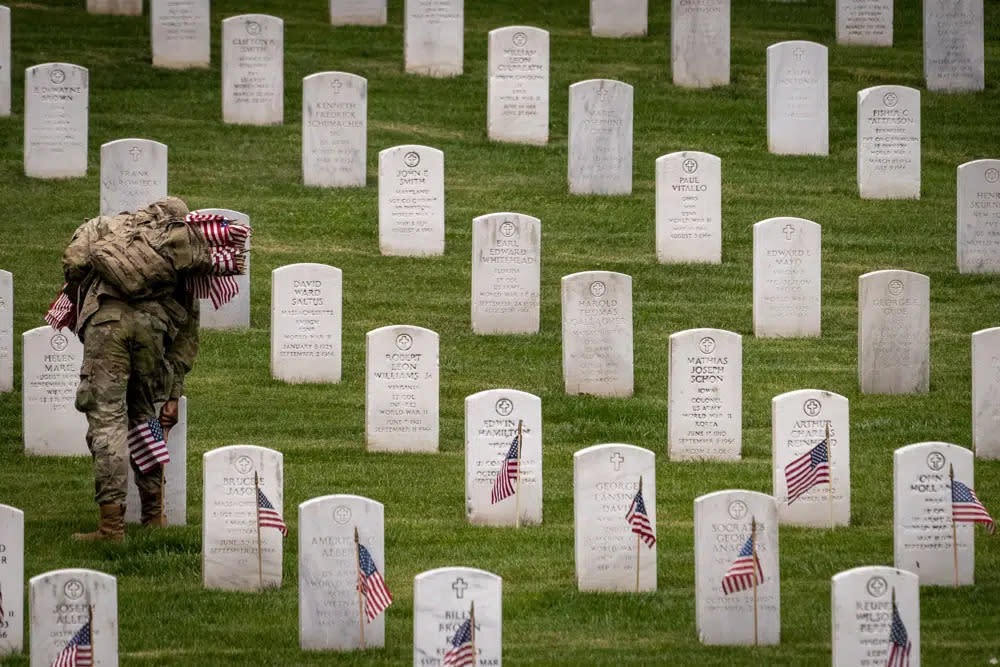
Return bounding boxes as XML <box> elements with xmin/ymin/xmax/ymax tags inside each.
<box><xmin>52</xmin><ymin>620</ymin><xmax>92</xmax><ymax>667</ymax></box>
<box><xmin>625</xmin><ymin>486</ymin><xmax>656</xmax><ymax>548</ymax></box>
<box><xmin>784</xmin><ymin>439</ymin><xmax>830</xmax><ymax>504</ymax></box>
<box><xmin>951</xmin><ymin>479</ymin><xmax>996</xmax><ymax>535</ymax></box>
<box><xmin>358</xmin><ymin>543</ymin><xmax>393</xmax><ymax>621</ymax></box>
<box><xmin>127</xmin><ymin>417</ymin><xmax>170</xmax><ymax>472</ymax></box>
<box><xmin>721</xmin><ymin>533</ymin><xmax>763</xmax><ymax>595</ymax></box>
<box><xmin>442</xmin><ymin>617</ymin><xmax>474</xmax><ymax>667</ymax></box>
<box><xmin>886</xmin><ymin>598</ymin><xmax>912</xmax><ymax>667</ymax></box>
<box><xmin>490</xmin><ymin>433</ymin><xmax>520</xmax><ymax>504</ymax></box>
<box><xmin>256</xmin><ymin>489</ymin><xmax>288</xmax><ymax>536</ymax></box>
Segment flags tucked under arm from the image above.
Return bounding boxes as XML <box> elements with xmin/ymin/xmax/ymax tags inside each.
<box><xmin>127</xmin><ymin>417</ymin><xmax>170</xmax><ymax>472</ymax></box>
<box><xmin>256</xmin><ymin>488</ymin><xmax>288</xmax><ymax>536</ymax></box>
<box><xmin>952</xmin><ymin>479</ymin><xmax>996</xmax><ymax>535</ymax></box>
<box><xmin>358</xmin><ymin>544</ymin><xmax>393</xmax><ymax>621</ymax></box>
<box><xmin>625</xmin><ymin>488</ymin><xmax>656</xmax><ymax>548</ymax></box>
<box><xmin>721</xmin><ymin>534</ymin><xmax>763</xmax><ymax>595</ymax></box>
<box><xmin>784</xmin><ymin>440</ymin><xmax>830</xmax><ymax>505</ymax></box>
<box><xmin>44</xmin><ymin>285</ymin><xmax>76</xmax><ymax>331</ymax></box>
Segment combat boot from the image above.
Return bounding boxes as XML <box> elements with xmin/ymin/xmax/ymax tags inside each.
<box><xmin>71</xmin><ymin>504</ymin><xmax>126</xmax><ymax>543</ymax></box>
<box><xmin>140</xmin><ymin>485</ymin><xmax>167</xmax><ymax>527</ymax></box>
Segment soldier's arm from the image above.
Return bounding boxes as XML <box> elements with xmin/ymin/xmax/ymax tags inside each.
<box><xmin>164</xmin><ymin>292</ymin><xmax>199</xmax><ymax>400</ymax></box>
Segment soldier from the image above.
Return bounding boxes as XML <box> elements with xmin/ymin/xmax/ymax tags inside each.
<box><xmin>62</xmin><ymin>197</ymin><xmax>211</xmax><ymax>542</ymax></box>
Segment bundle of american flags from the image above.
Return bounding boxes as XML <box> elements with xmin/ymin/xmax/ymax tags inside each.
<box><xmin>721</xmin><ymin>532</ymin><xmax>764</xmax><ymax>595</ymax></box>
<box><xmin>185</xmin><ymin>212</ymin><xmax>251</xmax><ymax>309</ymax></box>
<box><xmin>490</xmin><ymin>433</ymin><xmax>520</xmax><ymax>504</ymax></box>
<box><xmin>886</xmin><ymin>596</ymin><xmax>912</xmax><ymax>667</ymax></box>
<box><xmin>625</xmin><ymin>482</ymin><xmax>656</xmax><ymax>548</ymax></box>
<box><xmin>52</xmin><ymin>620</ymin><xmax>92</xmax><ymax>667</ymax></box>
<box><xmin>358</xmin><ymin>543</ymin><xmax>393</xmax><ymax>621</ymax></box>
<box><xmin>44</xmin><ymin>285</ymin><xmax>76</xmax><ymax>331</ymax></box>
<box><xmin>256</xmin><ymin>488</ymin><xmax>288</xmax><ymax>536</ymax></box>
<box><xmin>784</xmin><ymin>439</ymin><xmax>830</xmax><ymax>504</ymax></box>
<box><xmin>951</xmin><ymin>478</ymin><xmax>996</xmax><ymax>535</ymax></box>
<box><xmin>127</xmin><ymin>417</ymin><xmax>170</xmax><ymax>472</ymax></box>
<box><xmin>442</xmin><ymin>617</ymin><xmax>474</xmax><ymax>667</ymax></box>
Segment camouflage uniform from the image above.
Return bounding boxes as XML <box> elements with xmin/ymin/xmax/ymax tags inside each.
<box><xmin>63</xmin><ymin>197</ymin><xmax>209</xmax><ymax>531</ymax></box>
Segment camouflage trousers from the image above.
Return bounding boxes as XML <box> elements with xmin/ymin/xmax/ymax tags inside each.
<box><xmin>75</xmin><ymin>305</ymin><xmax>167</xmax><ymax>505</ymax></box>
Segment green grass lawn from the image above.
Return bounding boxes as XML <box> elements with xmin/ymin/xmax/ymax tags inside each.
<box><xmin>1</xmin><ymin>0</ymin><xmax>999</xmax><ymax>664</ymax></box>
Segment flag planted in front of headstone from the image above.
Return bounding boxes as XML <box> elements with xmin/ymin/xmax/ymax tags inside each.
<box><xmin>443</xmin><ymin>616</ymin><xmax>474</xmax><ymax>667</ymax></box>
<box><xmin>490</xmin><ymin>432</ymin><xmax>520</xmax><ymax>504</ymax></box>
<box><xmin>358</xmin><ymin>543</ymin><xmax>392</xmax><ymax>621</ymax></box>
<box><xmin>784</xmin><ymin>438</ymin><xmax>829</xmax><ymax>504</ymax></box>
<box><xmin>887</xmin><ymin>594</ymin><xmax>912</xmax><ymax>667</ymax></box>
<box><xmin>721</xmin><ymin>533</ymin><xmax>763</xmax><ymax>595</ymax></box>
<box><xmin>951</xmin><ymin>479</ymin><xmax>996</xmax><ymax>535</ymax></box>
<box><xmin>257</xmin><ymin>488</ymin><xmax>288</xmax><ymax>536</ymax></box>
<box><xmin>127</xmin><ymin>417</ymin><xmax>170</xmax><ymax>472</ymax></box>
<box><xmin>625</xmin><ymin>482</ymin><xmax>656</xmax><ymax>548</ymax></box>
<box><xmin>52</xmin><ymin>620</ymin><xmax>92</xmax><ymax>667</ymax></box>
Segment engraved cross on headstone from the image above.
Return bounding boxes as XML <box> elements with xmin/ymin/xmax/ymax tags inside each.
<box><xmin>331</xmin><ymin>79</ymin><xmax>342</xmax><ymax>94</ymax></box>
<box><xmin>782</xmin><ymin>224</ymin><xmax>795</xmax><ymax>240</ymax></box>
<box><xmin>452</xmin><ymin>577</ymin><xmax>468</xmax><ymax>599</ymax></box>
<box><xmin>610</xmin><ymin>452</ymin><xmax>624</xmax><ymax>471</ymax></box>
<box><xmin>129</xmin><ymin>147</ymin><xmax>142</xmax><ymax>162</ymax></box>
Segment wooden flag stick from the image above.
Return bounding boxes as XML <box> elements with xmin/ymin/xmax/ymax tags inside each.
<box><xmin>950</xmin><ymin>464</ymin><xmax>959</xmax><ymax>588</ymax></box>
<box><xmin>514</xmin><ymin>420</ymin><xmax>523</xmax><ymax>529</ymax></box>
<box><xmin>354</xmin><ymin>527</ymin><xmax>366</xmax><ymax>650</ymax></box>
<box><xmin>635</xmin><ymin>475</ymin><xmax>642</xmax><ymax>594</ymax></box>
<box><xmin>88</xmin><ymin>604</ymin><xmax>94</xmax><ymax>655</ymax></box>
<box><xmin>469</xmin><ymin>600</ymin><xmax>476</xmax><ymax>665</ymax></box>
<box><xmin>827</xmin><ymin>422</ymin><xmax>834</xmax><ymax>530</ymax></box>
<box><xmin>160</xmin><ymin>464</ymin><xmax>166</xmax><ymax>525</ymax></box>
<box><xmin>254</xmin><ymin>471</ymin><xmax>263</xmax><ymax>591</ymax></box>
<box><xmin>752</xmin><ymin>516</ymin><xmax>759</xmax><ymax>647</ymax></box>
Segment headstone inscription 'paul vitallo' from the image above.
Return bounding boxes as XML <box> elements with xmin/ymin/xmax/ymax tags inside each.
<box><xmin>590</xmin><ymin>0</ymin><xmax>647</xmax><ymax>37</ymax></box>
<box><xmin>487</xmin><ymin>26</ymin><xmax>549</xmax><ymax>145</ymax></box>
<box><xmin>471</xmin><ymin>212</ymin><xmax>541</xmax><ymax>335</ymax></box>
<box><xmin>203</xmin><ymin>445</ymin><xmax>286</xmax><ymax>591</ymax></box>
<box><xmin>124</xmin><ymin>396</ymin><xmax>188</xmax><ymax>525</ymax></box>
<box><xmin>655</xmin><ymin>151</ymin><xmax>722</xmax><ymax>264</ymax></box>
<box><xmin>972</xmin><ymin>327</ymin><xmax>1000</xmax><ymax>460</ymax></box>
<box><xmin>365</xmin><ymin>325</ymin><xmax>439</xmax><ymax>453</ymax></box>
<box><xmin>22</xmin><ymin>326</ymin><xmax>87</xmax><ymax>456</ymax></box>
<box><xmin>831</xmin><ymin>566</ymin><xmax>919</xmax><ymax>667</ymax></box>
<box><xmin>99</xmin><ymin>138</ymin><xmax>167</xmax><ymax>216</ymax></box>
<box><xmin>151</xmin><ymin>0</ymin><xmax>211</xmax><ymax>69</ymax></box>
<box><xmin>271</xmin><ymin>263</ymin><xmax>342</xmax><ymax>384</ymax></box>
<box><xmin>29</xmin><ymin>569</ymin><xmax>117</xmax><ymax>667</ymax></box>
<box><xmin>87</xmin><ymin>0</ymin><xmax>141</xmax><ymax>14</ymax></box>
<box><xmin>0</xmin><ymin>504</ymin><xmax>24</xmax><ymax>656</ymax></box>
<box><xmin>836</xmin><ymin>0</ymin><xmax>893</xmax><ymax>47</ymax></box>
<box><xmin>766</xmin><ymin>41</ymin><xmax>828</xmax><ymax>156</ymax></box>
<box><xmin>196</xmin><ymin>208</ymin><xmax>251</xmax><ymax>330</ymax></box>
<box><xmin>668</xmin><ymin>328</ymin><xmax>742</xmax><ymax>461</ymax></box>
<box><xmin>222</xmin><ymin>14</ymin><xmax>283</xmax><ymax>125</ymax></box>
<box><xmin>956</xmin><ymin>159</ymin><xmax>1000</xmax><ymax>274</ymax></box>
<box><xmin>0</xmin><ymin>269</ymin><xmax>11</xmax><ymax>392</ymax></box>
<box><xmin>894</xmin><ymin>442</ymin><xmax>976</xmax><ymax>586</ymax></box>
<box><xmin>567</xmin><ymin>79</ymin><xmax>633</xmax><ymax>195</ymax></box>
<box><xmin>465</xmin><ymin>389</ymin><xmax>542</xmax><ymax>526</ymax></box>
<box><xmin>302</xmin><ymin>72</ymin><xmax>367</xmax><ymax>188</ymax></box>
<box><xmin>923</xmin><ymin>0</ymin><xmax>984</xmax><ymax>93</ymax></box>
<box><xmin>299</xmin><ymin>494</ymin><xmax>387</xmax><ymax>650</ymax></box>
<box><xmin>412</xmin><ymin>567</ymin><xmax>501</xmax><ymax>666</ymax></box>
<box><xmin>561</xmin><ymin>271</ymin><xmax>633</xmax><ymax>397</ymax></box>
<box><xmin>858</xmin><ymin>270</ymin><xmax>929</xmax><ymax>395</ymax></box>
<box><xmin>378</xmin><ymin>145</ymin><xmax>445</xmax><ymax>256</ymax></box>
<box><xmin>0</xmin><ymin>6</ymin><xmax>9</xmax><ymax>117</ymax></box>
<box><xmin>24</xmin><ymin>63</ymin><xmax>88</xmax><ymax>179</ymax></box>
<box><xmin>330</xmin><ymin>0</ymin><xmax>387</xmax><ymax>26</ymax></box>
<box><xmin>574</xmin><ymin>444</ymin><xmax>656</xmax><ymax>592</ymax></box>
<box><xmin>771</xmin><ymin>389</ymin><xmax>850</xmax><ymax>527</ymax></box>
<box><xmin>404</xmin><ymin>0</ymin><xmax>463</xmax><ymax>77</ymax></box>
<box><xmin>671</xmin><ymin>0</ymin><xmax>730</xmax><ymax>88</ymax></box>
<box><xmin>856</xmin><ymin>85</ymin><xmax>920</xmax><ymax>200</ymax></box>
<box><xmin>694</xmin><ymin>490</ymin><xmax>780</xmax><ymax>645</ymax></box>
<box><xmin>752</xmin><ymin>217</ymin><xmax>821</xmax><ymax>338</ymax></box>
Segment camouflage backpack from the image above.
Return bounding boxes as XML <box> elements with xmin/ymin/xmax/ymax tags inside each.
<box><xmin>89</xmin><ymin>212</ymin><xmax>180</xmax><ymax>299</ymax></box>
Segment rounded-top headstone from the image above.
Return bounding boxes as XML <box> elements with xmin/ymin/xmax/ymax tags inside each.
<box><xmin>151</xmin><ymin>0</ymin><xmax>211</xmax><ymax>69</ymax></box>
<box><xmin>0</xmin><ymin>269</ymin><xmax>11</xmax><ymax>392</ymax></box>
<box><xmin>766</xmin><ymin>40</ymin><xmax>828</xmax><ymax>156</ymax></box>
<box><xmin>655</xmin><ymin>151</ymin><xmax>722</xmax><ymax>264</ymax></box>
<box><xmin>195</xmin><ymin>208</ymin><xmax>251</xmax><ymax>330</ymax></box>
<box><xmin>271</xmin><ymin>263</ymin><xmax>343</xmax><ymax>383</ymax></box>
<box><xmin>831</xmin><ymin>566</ymin><xmax>919</xmax><ymax>667</ymax></box>
<box><xmin>0</xmin><ymin>6</ymin><xmax>10</xmax><ymax>117</ymax></box>
<box><xmin>957</xmin><ymin>159</ymin><xmax>1000</xmax><ymax>273</ymax></box>
<box><xmin>24</xmin><ymin>63</ymin><xmax>89</xmax><ymax>179</ymax></box>
<box><xmin>972</xmin><ymin>327</ymin><xmax>1000</xmax><ymax>459</ymax></box>
<box><xmin>29</xmin><ymin>568</ymin><xmax>117</xmax><ymax>667</ymax></box>
<box><xmin>378</xmin><ymin>144</ymin><xmax>445</xmax><ymax>257</ymax></box>
<box><xmin>413</xmin><ymin>567</ymin><xmax>501</xmax><ymax>666</ymax></box>
<box><xmin>0</xmin><ymin>504</ymin><xmax>24</xmax><ymax>656</ymax></box>
<box><xmin>857</xmin><ymin>269</ymin><xmax>930</xmax><ymax>394</ymax></box>
<box><xmin>404</xmin><ymin>0</ymin><xmax>464</xmax><ymax>77</ymax></box>
<box><xmin>487</xmin><ymin>26</ymin><xmax>549</xmax><ymax>145</ymax></box>
<box><xmin>22</xmin><ymin>325</ymin><xmax>87</xmax><ymax>456</ymax></box>
<box><xmin>471</xmin><ymin>212</ymin><xmax>541</xmax><ymax>335</ymax></box>
<box><xmin>856</xmin><ymin>85</ymin><xmax>921</xmax><ymax>200</ymax></box>
<box><xmin>671</xmin><ymin>0</ymin><xmax>730</xmax><ymax>88</ymax></box>
<box><xmin>561</xmin><ymin>270</ymin><xmax>633</xmax><ymax>397</ymax></box>
<box><xmin>330</xmin><ymin>0</ymin><xmax>387</xmax><ymax>26</ymax></box>
<box><xmin>302</xmin><ymin>72</ymin><xmax>367</xmax><ymax>188</ymax></box>
<box><xmin>753</xmin><ymin>216</ymin><xmax>821</xmax><ymax>338</ymax></box>
<box><xmin>100</xmin><ymin>138</ymin><xmax>168</xmax><ymax>216</ymax></box>
<box><xmin>568</xmin><ymin>79</ymin><xmax>634</xmax><ymax>195</ymax></box>
<box><xmin>222</xmin><ymin>15</ymin><xmax>284</xmax><ymax>126</ymax></box>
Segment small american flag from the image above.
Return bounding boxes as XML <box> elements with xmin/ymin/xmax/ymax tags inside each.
<box><xmin>784</xmin><ymin>439</ymin><xmax>830</xmax><ymax>504</ymax></box>
<box><xmin>0</xmin><ymin>582</ymin><xmax>5</xmax><ymax>619</ymax></box>
<box><xmin>721</xmin><ymin>533</ymin><xmax>763</xmax><ymax>595</ymax></box>
<box><xmin>52</xmin><ymin>621</ymin><xmax>92</xmax><ymax>667</ymax></box>
<box><xmin>126</xmin><ymin>417</ymin><xmax>170</xmax><ymax>472</ymax></box>
<box><xmin>358</xmin><ymin>543</ymin><xmax>393</xmax><ymax>621</ymax></box>
<box><xmin>625</xmin><ymin>485</ymin><xmax>656</xmax><ymax>548</ymax></box>
<box><xmin>490</xmin><ymin>433</ymin><xmax>520</xmax><ymax>504</ymax></box>
<box><xmin>442</xmin><ymin>617</ymin><xmax>474</xmax><ymax>667</ymax></box>
<box><xmin>886</xmin><ymin>598</ymin><xmax>911</xmax><ymax>667</ymax></box>
<box><xmin>256</xmin><ymin>488</ymin><xmax>288</xmax><ymax>536</ymax></box>
<box><xmin>44</xmin><ymin>288</ymin><xmax>75</xmax><ymax>331</ymax></box>
<box><xmin>952</xmin><ymin>479</ymin><xmax>996</xmax><ymax>535</ymax></box>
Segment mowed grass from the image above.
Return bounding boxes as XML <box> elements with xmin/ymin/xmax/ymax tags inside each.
<box><xmin>0</xmin><ymin>0</ymin><xmax>999</xmax><ymax>664</ymax></box>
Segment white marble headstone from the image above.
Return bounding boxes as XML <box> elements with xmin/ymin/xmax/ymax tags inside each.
<box><xmin>694</xmin><ymin>490</ymin><xmax>780</xmax><ymax>645</ymax></box>
<box><xmin>331</xmin><ymin>0</ymin><xmax>386</xmax><ymax>25</ymax></box>
<box><xmin>671</xmin><ymin>0</ymin><xmax>730</xmax><ymax>88</ymax></box>
<box><xmin>487</xmin><ymin>26</ymin><xmax>549</xmax><ymax>145</ymax></box>
<box><xmin>24</xmin><ymin>63</ymin><xmax>88</xmax><ymax>179</ymax></box>
<box><xmin>591</xmin><ymin>0</ymin><xmax>647</xmax><ymax>37</ymax></box>
<box><xmin>0</xmin><ymin>270</ymin><xmax>11</xmax><ymax>392</ymax></box>
<box><xmin>568</xmin><ymin>79</ymin><xmax>633</xmax><ymax>195</ymax></box>
<box><xmin>471</xmin><ymin>212</ymin><xmax>541</xmax><ymax>335</ymax></box>
<box><xmin>151</xmin><ymin>0</ymin><xmax>211</xmax><ymax>69</ymax></box>
<box><xmin>753</xmin><ymin>217</ymin><xmax>821</xmax><ymax>338</ymax></box>
<box><xmin>302</xmin><ymin>72</ymin><xmax>367</xmax><ymax>188</ymax></box>
<box><xmin>29</xmin><ymin>569</ymin><xmax>117</xmax><ymax>667</ymax></box>
<box><xmin>668</xmin><ymin>328</ymin><xmax>742</xmax><ymax>461</ymax></box>
<box><xmin>857</xmin><ymin>85</ymin><xmax>920</xmax><ymax>200</ymax></box>
<box><xmin>378</xmin><ymin>145</ymin><xmax>445</xmax><ymax>256</ymax></box>
<box><xmin>203</xmin><ymin>445</ymin><xmax>285</xmax><ymax>591</ymax></box>
<box><xmin>973</xmin><ymin>327</ymin><xmax>1000</xmax><ymax>460</ymax></box>
<box><xmin>956</xmin><ymin>159</ymin><xmax>1000</xmax><ymax>273</ymax></box>
<box><xmin>365</xmin><ymin>325</ymin><xmax>439</xmax><ymax>452</ymax></box>
<box><xmin>196</xmin><ymin>208</ymin><xmax>251</xmax><ymax>330</ymax></box>
<box><xmin>561</xmin><ymin>271</ymin><xmax>633</xmax><ymax>397</ymax></box>
<box><xmin>573</xmin><ymin>444</ymin><xmax>655</xmax><ymax>592</ymax></box>
<box><xmin>655</xmin><ymin>151</ymin><xmax>722</xmax><ymax>264</ymax></box>
<box><xmin>100</xmin><ymin>138</ymin><xmax>168</xmax><ymax>216</ymax></box>
<box><xmin>87</xmin><ymin>0</ymin><xmax>141</xmax><ymax>14</ymax></box>
<box><xmin>22</xmin><ymin>326</ymin><xmax>87</xmax><ymax>456</ymax></box>
<box><xmin>766</xmin><ymin>41</ymin><xmax>828</xmax><ymax>156</ymax></box>
<box><xmin>222</xmin><ymin>15</ymin><xmax>284</xmax><ymax>125</ymax></box>
<box><xmin>924</xmin><ymin>0</ymin><xmax>983</xmax><ymax>92</ymax></box>
<box><xmin>836</xmin><ymin>0</ymin><xmax>893</xmax><ymax>46</ymax></box>
<box><xmin>894</xmin><ymin>442</ymin><xmax>975</xmax><ymax>586</ymax></box>
<box><xmin>0</xmin><ymin>505</ymin><xmax>23</xmax><ymax>656</ymax></box>
<box><xmin>831</xmin><ymin>566</ymin><xmax>920</xmax><ymax>667</ymax></box>
<box><xmin>465</xmin><ymin>389</ymin><xmax>542</xmax><ymax>526</ymax></box>
<box><xmin>125</xmin><ymin>396</ymin><xmax>188</xmax><ymax>525</ymax></box>
<box><xmin>858</xmin><ymin>270</ymin><xmax>929</xmax><ymax>394</ymax></box>
<box><xmin>772</xmin><ymin>389</ymin><xmax>850</xmax><ymax>527</ymax></box>
<box><xmin>404</xmin><ymin>0</ymin><xmax>463</xmax><ymax>77</ymax></box>
<box><xmin>0</xmin><ymin>6</ymin><xmax>9</xmax><ymax>117</ymax></box>
<box><xmin>271</xmin><ymin>263</ymin><xmax>342</xmax><ymax>383</ymax></box>
<box><xmin>413</xmin><ymin>567</ymin><xmax>501</xmax><ymax>666</ymax></box>
<box><xmin>299</xmin><ymin>494</ymin><xmax>386</xmax><ymax>650</ymax></box>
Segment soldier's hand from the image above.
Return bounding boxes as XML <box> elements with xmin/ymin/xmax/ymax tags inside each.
<box><xmin>159</xmin><ymin>400</ymin><xmax>179</xmax><ymax>433</ymax></box>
